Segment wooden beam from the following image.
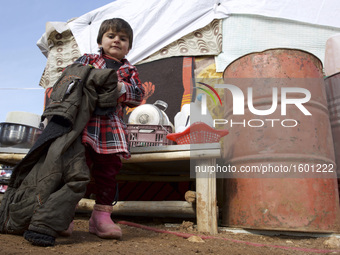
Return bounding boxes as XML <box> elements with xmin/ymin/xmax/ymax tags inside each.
<box><xmin>195</xmin><ymin>158</ymin><xmax>218</xmax><ymax>234</ymax></box>
<box><xmin>0</xmin><ymin>195</ymin><xmax>196</xmax><ymax>218</ymax></box>
<box><xmin>77</xmin><ymin>198</ymin><xmax>196</xmax><ymax>218</ymax></box>
<box><xmin>0</xmin><ymin>153</ymin><xmax>25</xmax><ymax>166</ymax></box>
<box><xmin>122</xmin><ymin>149</ymin><xmax>221</xmax><ymax>163</ymax></box>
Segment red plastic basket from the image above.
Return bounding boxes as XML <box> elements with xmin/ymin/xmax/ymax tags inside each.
<box><xmin>127</xmin><ymin>124</ymin><xmax>174</xmax><ymax>147</ymax></box>
<box><xmin>166</xmin><ymin>122</ymin><xmax>229</xmax><ymax>144</ymax></box>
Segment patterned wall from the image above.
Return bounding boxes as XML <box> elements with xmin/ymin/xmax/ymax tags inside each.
<box><xmin>137</xmin><ymin>19</ymin><xmax>222</xmax><ymax>65</ymax></box>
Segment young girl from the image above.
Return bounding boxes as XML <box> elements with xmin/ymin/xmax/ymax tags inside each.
<box><xmin>74</xmin><ymin>18</ymin><xmax>144</xmax><ymax>239</ymax></box>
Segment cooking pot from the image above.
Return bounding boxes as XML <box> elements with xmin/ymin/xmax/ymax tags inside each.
<box><xmin>5</xmin><ymin>111</ymin><xmax>41</xmax><ymax>128</ymax></box>
<box><xmin>0</xmin><ymin>122</ymin><xmax>42</xmax><ymax>148</ymax></box>
<box><xmin>128</xmin><ymin>100</ymin><xmax>173</xmax><ymax>127</ymax></box>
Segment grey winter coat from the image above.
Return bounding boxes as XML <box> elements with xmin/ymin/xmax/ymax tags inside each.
<box><xmin>0</xmin><ymin>63</ymin><xmax>119</xmax><ymax>237</ymax></box>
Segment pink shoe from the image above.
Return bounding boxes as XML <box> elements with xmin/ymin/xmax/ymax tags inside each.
<box><xmin>89</xmin><ymin>204</ymin><xmax>122</xmax><ymax>239</ymax></box>
<box><xmin>59</xmin><ymin>221</ymin><xmax>74</xmax><ymax>237</ymax></box>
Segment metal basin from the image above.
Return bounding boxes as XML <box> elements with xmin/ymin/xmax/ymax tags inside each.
<box><xmin>0</xmin><ymin>167</ymin><xmax>12</xmax><ymax>185</ymax></box>
<box><xmin>0</xmin><ymin>122</ymin><xmax>42</xmax><ymax>148</ymax></box>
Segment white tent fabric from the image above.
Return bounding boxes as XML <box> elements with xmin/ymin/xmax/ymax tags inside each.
<box><xmin>68</xmin><ymin>0</ymin><xmax>228</xmax><ymax>65</ymax></box>
<box><xmin>215</xmin><ymin>14</ymin><xmax>340</xmax><ymax>72</ymax></box>
<box><xmin>65</xmin><ymin>0</ymin><xmax>340</xmax><ymax>66</ymax></box>
<box><xmin>219</xmin><ymin>0</ymin><xmax>340</xmax><ymax>28</ymax></box>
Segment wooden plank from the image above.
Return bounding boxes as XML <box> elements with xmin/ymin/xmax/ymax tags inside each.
<box><xmin>0</xmin><ymin>195</ymin><xmax>196</xmax><ymax>218</ymax></box>
<box><xmin>77</xmin><ymin>198</ymin><xmax>196</xmax><ymax>218</ymax></box>
<box><xmin>0</xmin><ymin>150</ymin><xmax>220</xmax><ymax>165</ymax></box>
<box><xmin>0</xmin><ymin>153</ymin><xmax>25</xmax><ymax>166</ymax></box>
<box><xmin>122</xmin><ymin>149</ymin><xmax>221</xmax><ymax>163</ymax></box>
<box><xmin>0</xmin><ymin>143</ymin><xmax>221</xmax><ymax>165</ymax></box>
<box><xmin>195</xmin><ymin>158</ymin><xmax>218</xmax><ymax>235</ymax></box>
<box><xmin>130</xmin><ymin>143</ymin><xmax>220</xmax><ymax>154</ymax></box>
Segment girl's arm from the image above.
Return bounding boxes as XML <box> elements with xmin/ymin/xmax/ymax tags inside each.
<box><xmin>117</xmin><ymin>64</ymin><xmax>145</xmax><ymax>107</ymax></box>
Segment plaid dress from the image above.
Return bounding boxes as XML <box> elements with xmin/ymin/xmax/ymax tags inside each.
<box><xmin>74</xmin><ymin>52</ymin><xmax>144</xmax><ymax>159</ymax></box>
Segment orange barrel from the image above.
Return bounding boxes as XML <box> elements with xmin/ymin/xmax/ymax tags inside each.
<box><xmin>325</xmin><ymin>72</ymin><xmax>340</xmax><ymax>200</ymax></box>
<box><xmin>222</xmin><ymin>49</ymin><xmax>340</xmax><ymax>232</ymax></box>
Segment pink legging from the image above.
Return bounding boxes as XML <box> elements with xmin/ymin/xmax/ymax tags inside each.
<box><xmin>85</xmin><ymin>147</ymin><xmax>122</xmax><ymax>205</ymax></box>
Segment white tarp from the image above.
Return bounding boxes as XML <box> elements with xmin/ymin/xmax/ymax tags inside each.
<box><xmin>219</xmin><ymin>0</ymin><xmax>340</xmax><ymax>28</ymax></box>
<box><xmin>38</xmin><ymin>0</ymin><xmax>340</xmax><ymax>65</ymax></box>
<box><xmin>215</xmin><ymin>14</ymin><xmax>340</xmax><ymax>72</ymax></box>
<box><xmin>68</xmin><ymin>0</ymin><xmax>228</xmax><ymax>64</ymax></box>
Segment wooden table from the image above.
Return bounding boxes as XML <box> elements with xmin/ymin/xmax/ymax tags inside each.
<box><xmin>0</xmin><ymin>143</ymin><xmax>221</xmax><ymax>234</ymax></box>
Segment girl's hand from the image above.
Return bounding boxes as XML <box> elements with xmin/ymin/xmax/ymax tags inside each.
<box><xmin>117</xmin><ymin>81</ymin><xmax>123</xmax><ymax>91</ymax></box>
<box><xmin>117</xmin><ymin>81</ymin><xmax>125</xmax><ymax>103</ymax></box>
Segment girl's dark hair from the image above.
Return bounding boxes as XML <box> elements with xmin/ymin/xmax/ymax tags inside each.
<box><xmin>97</xmin><ymin>18</ymin><xmax>133</xmax><ymax>49</ymax></box>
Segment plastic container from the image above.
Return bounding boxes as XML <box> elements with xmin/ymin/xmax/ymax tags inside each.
<box><xmin>166</xmin><ymin>122</ymin><xmax>229</xmax><ymax>144</ymax></box>
<box><xmin>127</xmin><ymin>124</ymin><xmax>174</xmax><ymax>147</ymax></box>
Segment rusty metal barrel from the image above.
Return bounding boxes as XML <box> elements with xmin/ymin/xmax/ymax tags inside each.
<box><xmin>222</xmin><ymin>49</ymin><xmax>340</xmax><ymax>232</ymax></box>
<box><xmin>325</xmin><ymin>72</ymin><xmax>340</xmax><ymax>201</ymax></box>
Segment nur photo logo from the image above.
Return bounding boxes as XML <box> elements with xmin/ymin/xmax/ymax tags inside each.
<box><xmin>193</xmin><ymin>78</ymin><xmax>314</xmax><ymax>128</ymax></box>
<box><xmin>194</xmin><ymin>82</ymin><xmax>222</xmax><ymax>115</ymax></box>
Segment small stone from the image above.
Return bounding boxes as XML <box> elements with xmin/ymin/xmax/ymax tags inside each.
<box><xmin>187</xmin><ymin>236</ymin><xmax>205</xmax><ymax>243</ymax></box>
<box><xmin>323</xmin><ymin>236</ymin><xmax>340</xmax><ymax>249</ymax></box>
<box><xmin>181</xmin><ymin>221</ymin><xmax>194</xmax><ymax>231</ymax></box>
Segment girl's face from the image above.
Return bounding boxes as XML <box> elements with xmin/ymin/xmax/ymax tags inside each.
<box><xmin>99</xmin><ymin>29</ymin><xmax>130</xmax><ymax>61</ymax></box>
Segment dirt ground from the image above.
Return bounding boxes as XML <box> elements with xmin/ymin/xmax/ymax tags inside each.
<box><xmin>1</xmin><ymin>212</ymin><xmax>340</xmax><ymax>255</ymax></box>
